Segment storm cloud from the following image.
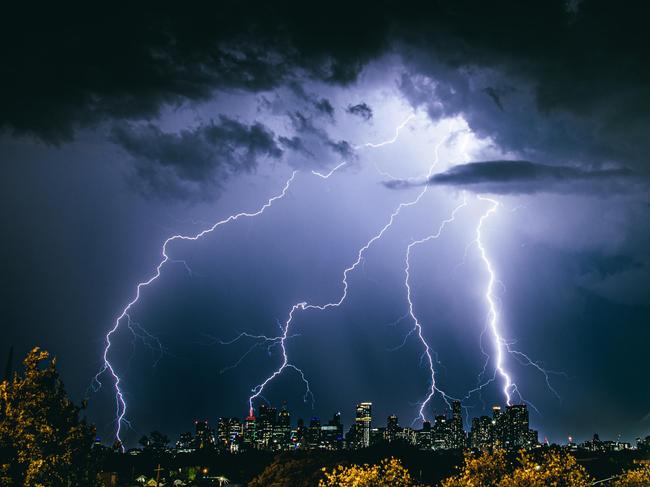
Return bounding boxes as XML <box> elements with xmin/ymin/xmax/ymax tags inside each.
<box><xmin>2</xmin><ymin>0</ymin><xmax>648</xmax><ymax>181</ymax></box>
<box><xmin>111</xmin><ymin>117</ymin><xmax>283</xmax><ymax>200</ymax></box>
<box><xmin>384</xmin><ymin>160</ymin><xmax>641</xmax><ymax>195</ymax></box>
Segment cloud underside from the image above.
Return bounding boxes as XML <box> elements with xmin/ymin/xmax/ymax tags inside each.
<box><xmin>384</xmin><ymin>160</ymin><xmax>642</xmax><ymax>195</ymax></box>
<box><xmin>111</xmin><ymin>117</ymin><xmax>283</xmax><ymax>200</ymax></box>
<box><xmin>2</xmin><ymin>1</ymin><xmax>650</xmax><ymax>196</ymax></box>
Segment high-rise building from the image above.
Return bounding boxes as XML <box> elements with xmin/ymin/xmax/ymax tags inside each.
<box><xmin>256</xmin><ymin>405</ymin><xmax>277</xmax><ymax>449</ymax></box>
<box><xmin>243</xmin><ymin>414</ymin><xmax>257</xmax><ymax>449</ymax></box>
<box><xmin>470</xmin><ymin>416</ymin><xmax>493</xmax><ymax>450</ymax></box>
<box><xmin>321</xmin><ymin>412</ymin><xmax>343</xmax><ymax>450</ymax></box>
<box><xmin>503</xmin><ymin>404</ymin><xmax>529</xmax><ymax>450</ymax></box>
<box><xmin>354</xmin><ymin>402</ymin><xmax>372</xmax><ymax>448</ymax></box>
<box><xmin>432</xmin><ymin>415</ymin><xmax>451</xmax><ymax>450</ymax></box>
<box><xmin>274</xmin><ymin>405</ymin><xmax>291</xmax><ymax>450</ymax></box>
<box><xmin>194</xmin><ymin>420</ymin><xmax>215</xmax><ymax>449</ymax></box>
<box><xmin>449</xmin><ymin>401</ymin><xmax>466</xmax><ymax>449</ymax></box>
<box><xmin>217</xmin><ymin>417</ymin><xmax>242</xmax><ymax>452</ymax></box>
<box><xmin>386</xmin><ymin>414</ymin><xmax>400</xmax><ymax>443</ymax></box>
<box><xmin>491</xmin><ymin>406</ymin><xmax>505</xmax><ymax>447</ymax></box>
<box><xmin>307</xmin><ymin>417</ymin><xmax>321</xmax><ymax>448</ymax></box>
<box><xmin>416</xmin><ymin>421</ymin><xmax>432</xmax><ymax>450</ymax></box>
<box><xmin>176</xmin><ymin>432</ymin><xmax>194</xmax><ymax>453</ymax></box>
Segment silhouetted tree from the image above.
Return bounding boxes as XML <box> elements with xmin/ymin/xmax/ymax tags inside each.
<box><xmin>0</xmin><ymin>348</ymin><xmax>98</xmax><ymax>486</ymax></box>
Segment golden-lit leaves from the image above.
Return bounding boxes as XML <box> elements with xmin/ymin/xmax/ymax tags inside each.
<box><xmin>0</xmin><ymin>347</ymin><xmax>98</xmax><ymax>486</ymax></box>
<box><xmin>442</xmin><ymin>448</ymin><xmax>592</xmax><ymax>487</ymax></box>
<box><xmin>319</xmin><ymin>457</ymin><xmax>424</xmax><ymax>487</ymax></box>
<box><xmin>612</xmin><ymin>461</ymin><xmax>650</xmax><ymax>486</ymax></box>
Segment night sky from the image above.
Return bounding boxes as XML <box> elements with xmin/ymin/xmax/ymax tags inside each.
<box><xmin>1</xmin><ymin>2</ymin><xmax>649</xmax><ymax>447</ymax></box>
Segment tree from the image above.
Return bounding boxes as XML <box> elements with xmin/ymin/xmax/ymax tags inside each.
<box><xmin>441</xmin><ymin>449</ymin><xmax>508</xmax><ymax>487</ymax></box>
<box><xmin>0</xmin><ymin>347</ymin><xmax>98</xmax><ymax>486</ymax></box>
<box><xmin>501</xmin><ymin>450</ymin><xmax>591</xmax><ymax>486</ymax></box>
<box><xmin>613</xmin><ymin>462</ymin><xmax>650</xmax><ymax>486</ymax></box>
<box><xmin>442</xmin><ymin>448</ymin><xmax>591</xmax><ymax>487</ymax></box>
<box><xmin>319</xmin><ymin>457</ymin><xmax>423</xmax><ymax>487</ymax></box>
<box><xmin>249</xmin><ymin>455</ymin><xmax>334</xmax><ymax>487</ymax></box>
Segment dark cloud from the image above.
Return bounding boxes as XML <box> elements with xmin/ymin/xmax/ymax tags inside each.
<box><xmin>279</xmin><ymin>135</ymin><xmax>313</xmax><ymax>157</ymax></box>
<box><xmin>314</xmin><ymin>98</ymin><xmax>335</xmax><ymax>118</ymax></box>
<box><xmin>384</xmin><ymin>160</ymin><xmax>641</xmax><ymax>195</ymax></box>
<box><xmin>0</xmin><ymin>3</ymin><xmax>388</xmax><ymax>142</ymax></box>
<box><xmin>111</xmin><ymin>116</ymin><xmax>282</xmax><ymax>200</ymax></box>
<box><xmin>3</xmin><ymin>1</ymin><xmax>650</xmax><ymax>177</ymax></box>
<box><xmin>288</xmin><ymin>111</ymin><xmax>354</xmax><ymax>159</ymax></box>
<box><xmin>346</xmin><ymin>102</ymin><xmax>373</xmax><ymax>121</ymax></box>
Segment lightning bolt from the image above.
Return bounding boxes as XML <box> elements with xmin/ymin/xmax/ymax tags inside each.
<box><xmin>465</xmin><ymin>195</ymin><xmax>564</xmax><ymax>412</ymax></box>
<box><xmin>353</xmin><ymin>114</ymin><xmax>415</xmax><ymax>149</ymax></box>
<box><xmin>94</xmin><ymin>164</ymin><xmax>348</xmax><ymax>448</ymax></box>
<box><xmin>245</xmin><ymin>121</ymin><xmax>450</xmax><ymax>416</ymax></box>
<box><xmin>403</xmin><ymin>194</ymin><xmax>468</xmax><ymax>422</ymax></box>
<box><xmin>474</xmin><ymin>196</ymin><xmax>515</xmax><ymax>405</ymax></box>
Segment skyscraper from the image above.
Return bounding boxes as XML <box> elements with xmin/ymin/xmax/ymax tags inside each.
<box><xmin>449</xmin><ymin>400</ymin><xmax>466</xmax><ymax>449</ymax></box>
<box><xmin>386</xmin><ymin>414</ymin><xmax>400</xmax><ymax>443</ymax></box>
<box><xmin>470</xmin><ymin>416</ymin><xmax>493</xmax><ymax>450</ymax></box>
<box><xmin>354</xmin><ymin>402</ymin><xmax>372</xmax><ymax>448</ymax></box>
<box><xmin>275</xmin><ymin>404</ymin><xmax>291</xmax><ymax>450</ymax></box>
<box><xmin>256</xmin><ymin>405</ymin><xmax>277</xmax><ymax>449</ymax></box>
<box><xmin>504</xmin><ymin>404</ymin><xmax>529</xmax><ymax>450</ymax></box>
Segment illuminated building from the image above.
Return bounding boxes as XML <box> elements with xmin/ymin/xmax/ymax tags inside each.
<box><xmin>307</xmin><ymin>417</ymin><xmax>321</xmax><ymax>448</ymax></box>
<box><xmin>354</xmin><ymin>402</ymin><xmax>372</xmax><ymax>448</ymax></box>
<box><xmin>386</xmin><ymin>414</ymin><xmax>400</xmax><ymax>442</ymax></box>
<box><xmin>470</xmin><ymin>416</ymin><xmax>493</xmax><ymax>450</ymax></box>
<box><xmin>194</xmin><ymin>420</ymin><xmax>215</xmax><ymax>449</ymax></box>
<box><xmin>449</xmin><ymin>401</ymin><xmax>466</xmax><ymax>449</ymax></box>
<box><xmin>256</xmin><ymin>405</ymin><xmax>277</xmax><ymax>449</ymax></box>
<box><xmin>217</xmin><ymin>417</ymin><xmax>242</xmax><ymax>452</ymax></box>
<box><xmin>416</xmin><ymin>421</ymin><xmax>432</xmax><ymax>450</ymax></box>
<box><xmin>243</xmin><ymin>414</ymin><xmax>257</xmax><ymax>448</ymax></box>
<box><xmin>432</xmin><ymin>415</ymin><xmax>451</xmax><ymax>450</ymax></box>
<box><xmin>320</xmin><ymin>412</ymin><xmax>343</xmax><ymax>450</ymax></box>
<box><xmin>274</xmin><ymin>404</ymin><xmax>291</xmax><ymax>450</ymax></box>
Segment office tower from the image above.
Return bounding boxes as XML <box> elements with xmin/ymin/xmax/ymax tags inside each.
<box><xmin>244</xmin><ymin>414</ymin><xmax>257</xmax><ymax>449</ymax></box>
<box><xmin>256</xmin><ymin>405</ymin><xmax>277</xmax><ymax>449</ymax></box>
<box><xmin>355</xmin><ymin>402</ymin><xmax>372</xmax><ymax>448</ymax></box>
<box><xmin>504</xmin><ymin>404</ymin><xmax>529</xmax><ymax>450</ymax></box>
<box><xmin>274</xmin><ymin>404</ymin><xmax>291</xmax><ymax>450</ymax></box>
<box><xmin>386</xmin><ymin>414</ymin><xmax>400</xmax><ymax>442</ymax></box>
<box><xmin>470</xmin><ymin>416</ymin><xmax>493</xmax><ymax>450</ymax></box>
<box><xmin>194</xmin><ymin>420</ymin><xmax>214</xmax><ymax>449</ymax></box>
<box><xmin>217</xmin><ymin>417</ymin><xmax>242</xmax><ymax>452</ymax></box>
<box><xmin>321</xmin><ymin>412</ymin><xmax>343</xmax><ymax>450</ymax></box>
<box><xmin>176</xmin><ymin>432</ymin><xmax>194</xmax><ymax>453</ymax></box>
<box><xmin>432</xmin><ymin>415</ymin><xmax>451</xmax><ymax>450</ymax></box>
<box><xmin>449</xmin><ymin>400</ymin><xmax>466</xmax><ymax>449</ymax></box>
<box><xmin>416</xmin><ymin>421</ymin><xmax>432</xmax><ymax>450</ymax></box>
<box><xmin>307</xmin><ymin>417</ymin><xmax>322</xmax><ymax>448</ymax></box>
<box><xmin>492</xmin><ymin>406</ymin><xmax>505</xmax><ymax>447</ymax></box>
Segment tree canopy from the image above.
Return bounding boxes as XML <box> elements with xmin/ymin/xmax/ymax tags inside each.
<box><xmin>0</xmin><ymin>347</ymin><xmax>98</xmax><ymax>486</ymax></box>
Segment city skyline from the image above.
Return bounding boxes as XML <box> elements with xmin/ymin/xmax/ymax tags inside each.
<box><xmin>2</xmin><ymin>1</ymin><xmax>649</xmax><ymax>454</ymax></box>
<box><xmin>110</xmin><ymin>399</ymin><xmax>649</xmax><ymax>455</ymax></box>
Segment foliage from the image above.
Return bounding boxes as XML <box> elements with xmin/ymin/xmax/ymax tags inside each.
<box><xmin>441</xmin><ymin>449</ymin><xmax>509</xmax><ymax>487</ymax></box>
<box><xmin>442</xmin><ymin>448</ymin><xmax>591</xmax><ymax>487</ymax></box>
<box><xmin>249</xmin><ymin>455</ymin><xmax>335</xmax><ymax>487</ymax></box>
<box><xmin>0</xmin><ymin>347</ymin><xmax>98</xmax><ymax>486</ymax></box>
<box><xmin>319</xmin><ymin>457</ymin><xmax>424</xmax><ymax>487</ymax></box>
<box><xmin>612</xmin><ymin>461</ymin><xmax>650</xmax><ymax>486</ymax></box>
<box><xmin>139</xmin><ymin>430</ymin><xmax>170</xmax><ymax>452</ymax></box>
<box><xmin>500</xmin><ymin>450</ymin><xmax>592</xmax><ymax>486</ymax></box>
